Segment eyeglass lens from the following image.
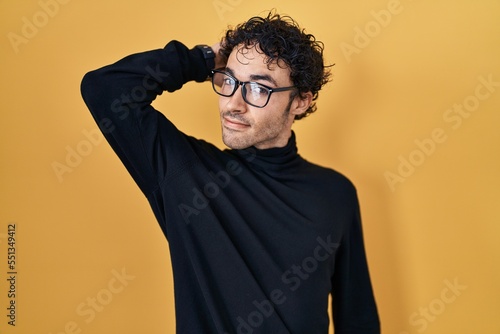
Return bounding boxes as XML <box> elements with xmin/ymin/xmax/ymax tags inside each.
<box><xmin>213</xmin><ymin>72</ymin><xmax>270</xmax><ymax>108</ymax></box>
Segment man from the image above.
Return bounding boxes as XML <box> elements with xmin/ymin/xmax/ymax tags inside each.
<box><xmin>81</xmin><ymin>11</ymin><xmax>380</xmax><ymax>334</ymax></box>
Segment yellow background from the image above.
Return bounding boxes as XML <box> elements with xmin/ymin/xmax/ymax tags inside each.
<box><xmin>1</xmin><ymin>0</ymin><xmax>499</xmax><ymax>333</ymax></box>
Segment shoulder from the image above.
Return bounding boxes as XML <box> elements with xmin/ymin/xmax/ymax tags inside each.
<box><xmin>301</xmin><ymin>159</ymin><xmax>357</xmax><ymax>193</ymax></box>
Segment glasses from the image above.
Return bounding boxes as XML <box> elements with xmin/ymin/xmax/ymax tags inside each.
<box><xmin>211</xmin><ymin>69</ymin><xmax>296</xmax><ymax>108</ymax></box>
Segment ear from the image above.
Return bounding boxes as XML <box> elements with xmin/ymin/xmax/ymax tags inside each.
<box><xmin>290</xmin><ymin>91</ymin><xmax>313</xmax><ymax>117</ymax></box>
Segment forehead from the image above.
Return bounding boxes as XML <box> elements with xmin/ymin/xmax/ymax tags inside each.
<box><xmin>227</xmin><ymin>43</ymin><xmax>291</xmax><ymax>83</ymax></box>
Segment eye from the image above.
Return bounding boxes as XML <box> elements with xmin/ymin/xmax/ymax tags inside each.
<box><xmin>249</xmin><ymin>83</ymin><xmax>269</xmax><ymax>96</ymax></box>
<box><xmin>222</xmin><ymin>77</ymin><xmax>235</xmax><ymax>86</ymax></box>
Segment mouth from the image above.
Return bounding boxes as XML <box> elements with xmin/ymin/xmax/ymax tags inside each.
<box><xmin>223</xmin><ymin>116</ymin><xmax>250</xmax><ymax>130</ymax></box>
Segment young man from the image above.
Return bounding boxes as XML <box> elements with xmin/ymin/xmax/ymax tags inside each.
<box><xmin>81</xmin><ymin>12</ymin><xmax>380</xmax><ymax>334</ymax></box>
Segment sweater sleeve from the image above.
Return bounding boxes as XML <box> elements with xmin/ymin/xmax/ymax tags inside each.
<box><xmin>80</xmin><ymin>40</ymin><xmax>210</xmax><ymax>196</ymax></box>
<box><xmin>331</xmin><ymin>191</ymin><xmax>380</xmax><ymax>333</ymax></box>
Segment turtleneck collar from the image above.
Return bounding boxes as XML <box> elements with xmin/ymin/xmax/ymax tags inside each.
<box><xmin>232</xmin><ymin>131</ymin><xmax>303</xmax><ymax>173</ymax></box>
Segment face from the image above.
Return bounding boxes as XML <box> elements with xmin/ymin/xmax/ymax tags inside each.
<box><xmin>218</xmin><ymin>44</ymin><xmax>310</xmax><ymax>150</ymax></box>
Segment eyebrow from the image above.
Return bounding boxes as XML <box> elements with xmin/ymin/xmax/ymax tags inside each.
<box><xmin>226</xmin><ymin>67</ymin><xmax>278</xmax><ymax>87</ymax></box>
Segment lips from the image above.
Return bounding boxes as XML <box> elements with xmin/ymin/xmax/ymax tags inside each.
<box><xmin>223</xmin><ymin>116</ymin><xmax>250</xmax><ymax>129</ymax></box>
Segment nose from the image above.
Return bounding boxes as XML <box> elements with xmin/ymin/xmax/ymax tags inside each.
<box><xmin>223</xmin><ymin>85</ymin><xmax>247</xmax><ymax>113</ymax></box>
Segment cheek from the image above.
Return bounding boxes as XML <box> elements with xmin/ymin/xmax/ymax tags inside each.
<box><xmin>259</xmin><ymin>98</ymin><xmax>290</xmax><ymax>122</ymax></box>
<box><xmin>251</xmin><ymin>109</ymin><xmax>275</xmax><ymax>129</ymax></box>
<box><xmin>218</xmin><ymin>96</ymin><xmax>227</xmax><ymax>112</ymax></box>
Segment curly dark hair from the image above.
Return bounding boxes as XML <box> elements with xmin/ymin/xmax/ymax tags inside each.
<box><xmin>220</xmin><ymin>11</ymin><xmax>331</xmax><ymax>120</ymax></box>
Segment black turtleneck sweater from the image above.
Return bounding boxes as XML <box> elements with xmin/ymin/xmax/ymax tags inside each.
<box><xmin>81</xmin><ymin>40</ymin><xmax>380</xmax><ymax>334</ymax></box>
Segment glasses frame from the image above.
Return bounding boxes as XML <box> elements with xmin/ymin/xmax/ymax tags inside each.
<box><xmin>211</xmin><ymin>69</ymin><xmax>296</xmax><ymax>108</ymax></box>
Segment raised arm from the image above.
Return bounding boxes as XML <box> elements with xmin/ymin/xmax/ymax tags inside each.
<box><xmin>80</xmin><ymin>41</ymin><xmax>214</xmax><ymax>196</ymax></box>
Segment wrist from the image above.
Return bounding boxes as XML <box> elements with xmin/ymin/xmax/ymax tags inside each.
<box><xmin>195</xmin><ymin>44</ymin><xmax>215</xmax><ymax>72</ymax></box>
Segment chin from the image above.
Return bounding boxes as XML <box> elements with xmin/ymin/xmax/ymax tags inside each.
<box><xmin>222</xmin><ymin>132</ymin><xmax>253</xmax><ymax>150</ymax></box>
